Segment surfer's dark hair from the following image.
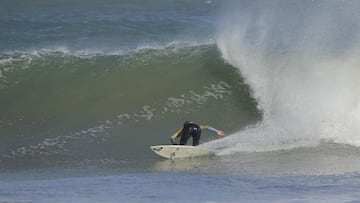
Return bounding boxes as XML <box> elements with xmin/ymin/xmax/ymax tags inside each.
<box><xmin>183</xmin><ymin>121</ymin><xmax>192</xmax><ymax>127</ymax></box>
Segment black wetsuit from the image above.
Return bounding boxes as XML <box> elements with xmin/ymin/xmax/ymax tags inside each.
<box><xmin>179</xmin><ymin>122</ymin><xmax>202</xmax><ymax>146</ymax></box>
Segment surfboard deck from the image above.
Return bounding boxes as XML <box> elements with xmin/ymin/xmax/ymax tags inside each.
<box><xmin>150</xmin><ymin>145</ymin><xmax>213</xmax><ymax>159</ymax></box>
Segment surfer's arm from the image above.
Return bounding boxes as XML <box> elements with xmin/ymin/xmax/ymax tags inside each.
<box><xmin>170</xmin><ymin>128</ymin><xmax>182</xmax><ymax>145</ymax></box>
<box><xmin>201</xmin><ymin>125</ymin><xmax>225</xmax><ymax>136</ymax></box>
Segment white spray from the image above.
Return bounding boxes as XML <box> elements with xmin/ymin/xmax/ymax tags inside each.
<box><xmin>206</xmin><ymin>0</ymin><xmax>360</xmax><ymax>154</ymax></box>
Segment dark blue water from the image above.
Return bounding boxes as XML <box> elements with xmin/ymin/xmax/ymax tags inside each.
<box><xmin>0</xmin><ymin>0</ymin><xmax>217</xmax><ymax>51</ymax></box>
<box><xmin>2</xmin><ymin>171</ymin><xmax>360</xmax><ymax>203</ymax></box>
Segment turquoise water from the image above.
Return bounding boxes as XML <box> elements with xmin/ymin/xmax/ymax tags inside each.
<box><xmin>1</xmin><ymin>0</ymin><xmax>360</xmax><ymax>202</ymax></box>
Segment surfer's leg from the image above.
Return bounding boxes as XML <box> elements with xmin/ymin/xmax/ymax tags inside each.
<box><xmin>179</xmin><ymin>131</ymin><xmax>191</xmax><ymax>145</ymax></box>
<box><xmin>192</xmin><ymin>129</ymin><xmax>201</xmax><ymax>146</ymax></box>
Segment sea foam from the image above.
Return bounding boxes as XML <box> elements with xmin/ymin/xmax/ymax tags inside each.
<box><xmin>208</xmin><ymin>0</ymin><xmax>360</xmax><ymax>154</ymax></box>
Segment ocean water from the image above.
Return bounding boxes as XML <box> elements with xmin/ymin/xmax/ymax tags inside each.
<box><xmin>1</xmin><ymin>0</ymin><xmax>360</xmax><ymax>202</ymax></box>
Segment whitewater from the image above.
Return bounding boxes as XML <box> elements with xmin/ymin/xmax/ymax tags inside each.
<box><xmin>1</xmin><ymin>0</ymin><xmax>360</xmax><ymax>202</ymax></box>
<box><xmin>206</xmin><ymin>0</ymin><xmax>360</xmax><ymax>155</ymax></box>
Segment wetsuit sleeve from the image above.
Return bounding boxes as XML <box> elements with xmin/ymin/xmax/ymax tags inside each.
<box><xmin>200</xmin><ymin>125</ymin><xmax>219</xmax><ymax>133</ymax></box>
<box><xmin>170</xmin><ymin>128</ymin><xmax>182</xmax><ymax>144</ymax></box>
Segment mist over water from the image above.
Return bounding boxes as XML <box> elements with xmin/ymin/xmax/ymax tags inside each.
<box><xmin>210</xmin><ymin>0</ymin><xmax>360</xmax><ymax>154</ymax></box>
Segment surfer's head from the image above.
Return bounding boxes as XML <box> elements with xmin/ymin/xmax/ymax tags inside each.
<box><xmin>183</xmin><ymin>121</ymin><xmax>193</xmax><ymax>127</ymax></box>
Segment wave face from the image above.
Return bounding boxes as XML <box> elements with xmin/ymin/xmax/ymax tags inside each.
<box><xmin>1</xmin><ymin>0</ymin><xmax>263</xmax><ymax>170</ymax></box>
<box><xmin>211</xmin><ymin>0</ymin><xmax>360</xmax><ymax>154</ymax></box>
<box><xmin>0</xmin><ymin>44</ymin><xmax>261</xmax><ymax>170</ymax></box>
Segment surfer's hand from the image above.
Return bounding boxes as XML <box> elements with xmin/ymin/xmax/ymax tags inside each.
<box><xmin>217</xmin><ymin>130</ymin><xmax>225</xmax><ymax>136</ymax></box>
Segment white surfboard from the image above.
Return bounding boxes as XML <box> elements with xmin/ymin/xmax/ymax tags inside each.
<box><xmin>150</xmin><ymin>145</ymin><xmax>213</xmax><ymax>159</ymax></box>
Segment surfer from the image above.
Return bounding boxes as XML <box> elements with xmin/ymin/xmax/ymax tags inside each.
<box><xmin>170</xmin><ymin>121</ymin><xmax>225</xmax><ymax>146</ymax></box>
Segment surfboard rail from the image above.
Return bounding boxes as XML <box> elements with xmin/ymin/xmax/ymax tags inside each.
<box><xmin>150</xmin><ymin>145</ymin><xmax>213</xmax><ymax>159</ymax></box>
